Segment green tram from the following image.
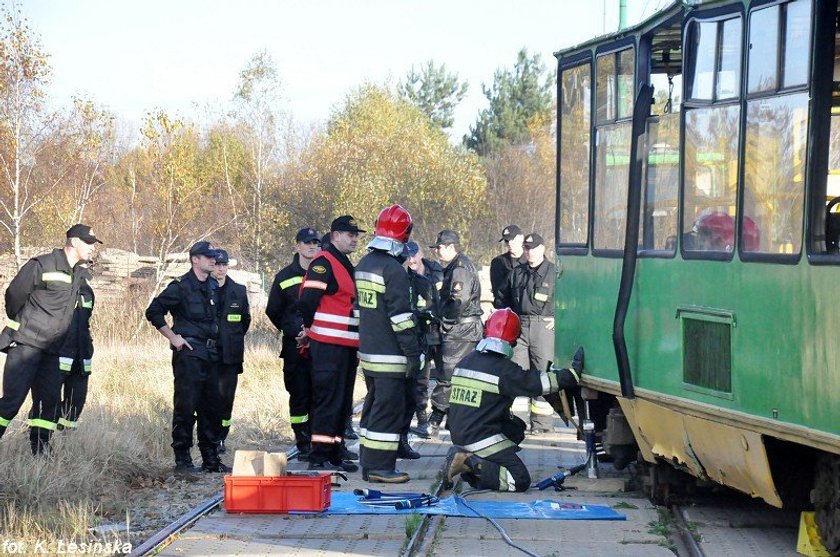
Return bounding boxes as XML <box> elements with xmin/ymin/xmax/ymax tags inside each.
<box><xmin>554</xmin><ymin>0</ymin><xmax>840</xmax><ymax>551</ymax></box>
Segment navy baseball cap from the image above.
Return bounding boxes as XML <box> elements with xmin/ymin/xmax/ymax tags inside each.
<box><xmin>499</xmin><ymin>224</ymin><xmax>522</xmax><ymax>242</ymax></box>
<box><xmin>331</xmin><ymin>215</ymin><xmax>366</xmax><ymax>233</ymax></box>
<box><xmin>523</xmin><ymin>233</ymin><xmax>545</xmax><ymax>248</ymax></box>
<box><xmin>296</xmin><ymin>227</ymin><xmax>320</xmax><ymax>243</ymax></box>
<box><xmin>66</xmin><ymin>224</ymin><xmax>103</xmax><ymax>245</ymax></box>
<box><xmin>214</xmin><ymin>249</ymin><xmax>230</xmax><ymax>264</ymax></box>
<box><xmin>430</xmin><ymin>229</ymin><xmax>459</xmax><ymax>248</ymax></box>
<box><xmin>405</xmin><ymin>241</ymin><xmax>420</xmax><ymax>257</ymax></box>
<box><xmin>189</xmin><ymin>241</ymin><xmax>217</xmax><ymax>258</ymax></box>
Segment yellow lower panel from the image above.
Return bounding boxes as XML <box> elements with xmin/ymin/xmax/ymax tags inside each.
<box><xmin>619</xmin><ymin>397</ymin><xmax>783</xmax><ymax>507</ymax></box>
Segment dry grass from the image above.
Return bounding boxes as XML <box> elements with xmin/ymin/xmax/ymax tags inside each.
<box><xmin>0</xmin><ymin>327</ymin><xmax>291</xmax><ymax>551</ymax></box>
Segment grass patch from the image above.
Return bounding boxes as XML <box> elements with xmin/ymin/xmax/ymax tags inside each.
<box><xmin>404</xmin><ymin>513</ymin><xmax>422</xmax><ymax>539</ymax></box>
<box><xmin>648</xmin><ymin>507</ymin><xmax>677</xmax><ymax>553</ymax></box>
<box><xmin>612</xmin><ymin>501</ymin><xmax>639</xmax><ymax>509</ymax></box>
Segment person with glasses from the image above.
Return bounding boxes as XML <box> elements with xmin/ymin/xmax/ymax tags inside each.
<box><xmin>427</xmin><ymin>229</ymin><xmax>482</xmax><ymax>437</ymax></box>
<box><xmin>490</xmin><ymin>225</ymin><xmax>526</xmax><ymax>309</ymax></box>
<box><xmin>211</xmin><ymin>249</ymin><xmax>251</xmax><ymax>455</ymax></box>
<box><xmin>266</xmin><ymin>227</ymin><xmax>322</xmax><ymax>460</ymax></box>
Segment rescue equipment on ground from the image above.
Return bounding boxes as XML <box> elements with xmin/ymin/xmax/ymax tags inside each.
<box><xmin>353</xmin><ymin>488</ymin><xmax>440</xmax><ymax>509</ymax></box>
<box><xmin>534</xmin><ymin>463</ymin><xmax>586</xmax><ymax>491</ymax></box>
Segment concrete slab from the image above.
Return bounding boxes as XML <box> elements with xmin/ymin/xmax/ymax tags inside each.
<box><xmin>157</xmin><ymin>535</ymin><xmax>406</xmax><ymax>556</ymax></box>
<box><xmin>434</xmin><ymin>539</ymin><xmax>676</xmax><ymax>556</ymax></box>
<box><xmin>694</xmin><ymin>525</ymin><xmax>800</xmax><ymax>557</ymax></box>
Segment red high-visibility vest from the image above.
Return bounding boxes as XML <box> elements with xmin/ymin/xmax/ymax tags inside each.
<box><xmin>304</xmin><ymin>250</ymin><xmax>359</xmax><ymax>347</ymax></box>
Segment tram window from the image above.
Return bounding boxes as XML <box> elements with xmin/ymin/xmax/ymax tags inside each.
<box><xmin>748</xmin><ymin>7</ymin><xmax>780</xmax><ymax>94</ymax></box>
<box><xmin>596</xmin><ymin>48</ymin><xmax>634</xmax><ymax>123</ymax></box>
<box><xmin>596</xmin><ymin>54</ymin><xmax>616</xmax><ymax>122</ymax></box>
<box><xmin>717</xmin><ymin>18</ymin><xmax>742</xmax><ymax>99</ymax></box>
<box><xmin>688</xmin><ymin>21</ymin><xmax>717</xmax><ymax>100</ymax></box>
<box><xmin>594</xmin><ymin>122</ymin><xmax>632</xmax><ymax>250</ymax></box>
<box><xmin>783</xmin><ymin>0</ymin><xmax>812</xmax><ymax>88</ymax></box>
<box><xmin>558</xmin><ymin>62</ymin><xmax>592</xmax><ymax>246</ymax></box>
<box><xmin>642</xmin><ymin>113</ymin><xmax>680</xmax><ymax>251</ymax></box>
<box><xmin>742</xmin><ymin>94</ymin><xmax>809</xmax><ymax>254</ymax></box>
<box><xmin>683</xmin><ymin>106</ymin><xmax>741</xmax><ymax>253</ymax></box>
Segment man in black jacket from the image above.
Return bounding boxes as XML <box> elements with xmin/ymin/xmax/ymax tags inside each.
<box><xmin>0</xmin><ymin>224</ymin><xmax>101</xmax><ymax>453</ymax></box>
<box><xmin>146</xmin><ymin>241</ymin><xmax>228</xmax><ymax>474</ymax></box>
<box><xmin>428</xmin><ymin>229</ymin><xmax>482</xmax><ymax>437</ymax></box>
<box><xmin>489</xmin><ymin>225</ymin><xmax>526</xmax><ymax>309</ymax></box>
<box><xmin>29</xmin><ymin>272</ymin><xmax>95</xmax><ymax>451</ymax></box>
<box><xmin>211</xmin><ymin>249</ymin><xmax>251</xmax><ymax>454</ymax></box>
<box><xmin>265</xmin><ymin>226</ymin><xmax>321</xmax><ymax>459</ymax></box>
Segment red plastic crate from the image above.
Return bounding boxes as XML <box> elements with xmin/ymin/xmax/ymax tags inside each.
<box><xmin>224</xmin><ymin>473</ymin><xmax>331</xmax><ymax>513</ymax></box>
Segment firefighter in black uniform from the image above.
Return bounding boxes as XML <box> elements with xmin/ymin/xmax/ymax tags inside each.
<box><xmin>0</xmin><ymin>224</ymin><xmax>101</xmax><ymax>454</ymax></box>
<box><xmin>489</xmin><ymin>225</ymin><xmax>526</xmax><ymax>309</ymax></box>
<box><xmin>501</xmin><ymin>233</ymin><xmax>557</xmax><ymax>434</ymax></box>
<box><xmin>428</xmin><ymin>229</ymin><xmax>482</xmax><ymax>436</ymax></box>
<box><xmin>211</xmin><ymin>249</ymin><xmax>251</xmax><ymax>454</ymax></box>
<box><xmin>405</xmin><ymin>241</ymin><xmax>442</xmax><ymax>439</ymax></box>
<box><xmin>444</xmin><ymin>309</ymin><xmax>584</xmax><ymax>492</ymax></box>
<box><xmin>37</xmin><ymin>272</ymin><xmax>95</xmax><ymax>439</ymax></box>
<box><xmin>356</xmin><ymin>205</ymin><xmax>423</xmax><ymax>483</ymax></box>
<box><xmin>298</xmin><ymin>216</ymin><xmax>363</xmax><ymax>473</ymax></box>
<box><xmin>146</xmin><ymin>241</ymin><xmax>228</xmax><ymax>474</ymax></box>
<box><xmin>265</xmin><ymin>226</ymin><xmax>321</xmax><ymax>459</ymax></box>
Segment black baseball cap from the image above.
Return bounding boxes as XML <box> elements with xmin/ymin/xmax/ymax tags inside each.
<box><xmin>214</xmin><ymin>249</ymin><xmax>230</xmax><ymax>265</ymax></box>
<box><xmin>320</xmin><ymin>233</ymin><xmax>331</xmax><ymax>246</ymax></box>
<box><xmin>331</xmin><ymin>215</ymin><xmax>366</xmax><ymax>233</ymax></box>
<box><xmin>405</xmin><ymin>241</ymin><xmax>420</xmax><ymax>257</ymax></box>
<box><xmin>430</xmin><ymin>229</ymin><xmax>459</xmax><ymax>248</ymax></box>
<box><xmin>296</xmin><ymin>227</ymin><xmax>320</xmax><ymax>243</ymax></box>
<box><xmin>189</xmin><ymin>241</ymin><xmax>217</xmax><ymax>258</ymax></box>
<box><xmin>499</xmin><ymin>225</ymin><xmax>522</xmax><ymax>242</ymax></box>
<box><xmin>523</xmin><ymin>233</ymin><xmax>545</xmax><ymax>249</ymax></box>
<box><xmin>66</xmin><ymin>224</ymin><xmax>102</xmax><ymax>245</ymax></box>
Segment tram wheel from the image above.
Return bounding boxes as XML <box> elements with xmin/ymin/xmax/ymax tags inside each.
<box><xmin>811</xmin><ymin>454</ymin><xmax>840</xmax><ymax>556</ymax></box>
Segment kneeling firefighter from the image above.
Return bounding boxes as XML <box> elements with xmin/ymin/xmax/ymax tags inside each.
<box><xmin>444</xmin><ymin>308</ymin><xmax>583</xmax><ymax>492</ymax></box>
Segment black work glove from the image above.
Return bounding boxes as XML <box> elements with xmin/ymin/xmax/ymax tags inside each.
<box><xmin>570</xmin><ymin>346</ymin><xmax>585</xmax><ymax>379</ymax></box>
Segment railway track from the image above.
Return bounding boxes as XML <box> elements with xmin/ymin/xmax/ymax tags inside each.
<box><xmin>132</xmin><ymin>425</ymin><xmax>807</xmax><ymax>557</ymax></box>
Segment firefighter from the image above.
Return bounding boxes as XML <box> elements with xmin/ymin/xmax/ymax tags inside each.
<box><xmin>428</xmin><ymin>229</ymin><xmax>482</xmax><ymax>436</ymax></box>
<box><xmin>146</xmin><ymin>241</ymin><xmax>227</xmax><ymax>474</ymax></box>
<box><xmin>490</xmin><ymin>225</ymin><xmax>526</xmax><ymax>309</ymax></box>
<box><xmin>265</xmin><ymin>227</ymin><xmax>321</xmax><ymax>460</ymax></box>
<box><xmin>444</xmin><ymin>309</ymin><xmax>584</xmax><ymax>492</ymax></box>
<box><xmin>211</xmin><ymin>249</ymin><xmax>251</xmax><ymax>454</ymax></box>
<box><xmin>36</xmin><ymin>266</ymin><xmax>95</xmax><ymax>440</ymax></box>
<box><xmin>356</xmin><ymin>205</ymin><xmax>423</xmax><ymax>483</ymax></box>
<box><xmin>0</xmin><ymin>224</ymin><xmax>101</xmax><ymax>454</ymax></box>
<box><xmin>298</xmin><ymin>215</ymin><xmax>364</xmax><ymax>473</ymax></box>
<box><xmin>501</xmin><ymin>232</ymin><xmax>557</xmax><ymax>434</ymax></box>
<box><xmin>405</xmin><ymin>241</ymin><xmax>442</xmax><ymax>439</ymax></box>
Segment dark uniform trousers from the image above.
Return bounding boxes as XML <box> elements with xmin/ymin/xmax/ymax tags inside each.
<box><xmin>0</xmin><ymin>345</ymin><xmax>62</xmax><ymax>450</ymax></box>
<box><xmin>459</xmin><ymin>415</ymin><xmax>531</xmax><ymax>492</ymax></box>
<box><xmin>309</xmin><ymin>339</ymin><xmax>357</xmax><ymax>464</ymax></box>
<box><xmin>217</xmin><ymin>363</ymin><xmax>241</xmax><ymax>442</ymax></box>
<box><xmin>360</xmin><ymin>371</ymin><xmax>409</xmax><ymax>471</ymax></box>
<box><xmin>431</xmin><ymin>320</ymin><xmax>481</xmax><ymax>416</ymax></box>
<box><xmin>512</xmin><ymin>316</ymin><xmax>555</xmax><ymax>431</ymax></box>
<box><xmin>282</xmin><ymin>337</ymin><xmax>312</xmax><ymax>450</ymax></box>
<box><xmin>172</xmin><ymin>350</ymin><xmax>223</xmax><ymax>456</ymax></box>
<box><xmin>56</xmin><ymin>358</ymin><xmax>90</xmax><ymax>429</ymax></box>
<box><xmin>413</xmin><ymin>343</ymin><xmax>441</xmax><ymax>418</ymax></box>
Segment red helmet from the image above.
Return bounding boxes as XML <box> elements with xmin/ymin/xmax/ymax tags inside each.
<box><xmin>742</xmin><ymin>216</ymin><xmax>761</xmax><ymax>252</ymax></box>
<box><xmin>484</xmin><ymin>309</ymin><xmax>521</xmax><ymax>344</ymax></box>
<box><xmin>374</xmin><ymin>204</ymin><xmax>413</xmax><ymax>242</ymax></box>
<box><xmin>694</xmin><ymin>212</ymin><xmax>735</xmax><ymax>250</ymax></box>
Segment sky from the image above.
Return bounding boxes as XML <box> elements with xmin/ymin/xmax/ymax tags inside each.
<box><xmin>19</xmin><ymin>0</ymin><xmax>670</xmax><ymax>140</ymax></box>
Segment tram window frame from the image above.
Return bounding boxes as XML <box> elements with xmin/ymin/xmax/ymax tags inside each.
<box><xmin>681</xmin><ymin>8</ymin><xmax>744</xmax><ymax>262</ymax></box>
<box><xmin>592</xmin><ymin>39</ymin><xmax>636</xmax><ymax>257</ymax></box>
<box><xmin>557</xmin><ymin>52</ymin><xmax>594</xmax><ymax>254</ymax></box>
<box><xmin>740</xmin><ymin>0</ymin><xmax>812</xmax><ymax>263</ymax></box>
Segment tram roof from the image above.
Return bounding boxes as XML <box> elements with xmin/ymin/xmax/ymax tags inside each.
<box><xmin>553</xmin><ymin>0</ymin><xmax>710</xmax><ymax>61</ymax></box>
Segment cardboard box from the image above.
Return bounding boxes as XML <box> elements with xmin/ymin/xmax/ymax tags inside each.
<box><xmin>224</xmin><ymin>473</ymin><xmax>332</xmax><ymax>513</ymax></box>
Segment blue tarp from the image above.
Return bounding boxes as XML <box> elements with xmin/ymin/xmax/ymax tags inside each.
<box><xmin>312</xmin><ymin>492</ymin><xmax>625</xmax><ymax>520</ymax></box>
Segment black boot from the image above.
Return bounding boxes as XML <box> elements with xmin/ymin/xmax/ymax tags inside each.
<box><xmin>410</xmin><ymin>410</ymin><xmax>431</xmax><ymax>439</ymax></box>
<box><xmin>174</xmin><ymin>450</ymin><xmax>200</xmax><ymax>474</ymax></box>
<box><xmin>200</xmin><ymin>447</ymin><xmax>230</xmax><ymax>473</ymax></box>
<box><xmin>364</xmin><ymin>468</ymin><xmax>410</xmax><ymax>483</ymax></box>
<box><xmin>397</xmin><ymin>434</ymin><xmax>421</xmax><ymax>460</ymax></box>
<box><xmin>217</xmin><ymin>439</ymin><xmax>227</xmax><ymax>454</ymax></box>
<box><xmin>428</xmin><ymin>409</ymin><xmax>445</xmax><ymax>438</ymax></box>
